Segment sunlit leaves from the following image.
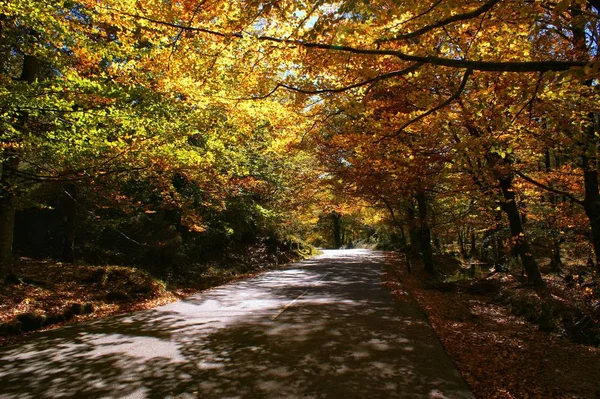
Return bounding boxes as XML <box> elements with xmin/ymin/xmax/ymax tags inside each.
<box><xmin>2</xmin><ymin>0</ymin><xmax>599</xmax><ymax>253</ymax></box>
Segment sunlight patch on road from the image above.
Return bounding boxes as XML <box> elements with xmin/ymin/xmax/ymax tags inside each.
<box><xmin>271</xmin><ymin>273</ymin><xmax>329</xmax><ymax>320</ymax></box>
<box><xmin>86</xmin><ymin>333</ymin><xmax>186</xmax><ymax>362</ymax></box>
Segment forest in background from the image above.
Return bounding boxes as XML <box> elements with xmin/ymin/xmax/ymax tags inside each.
<box><xmin>1</xmin><ymin>0</ymin><xmax>387</xmax><ymax>276</ymax></box>
<box><xmin>2</xmin><ymin>0</ymin><xmax>600</xmax><ymax>347</ymax></box>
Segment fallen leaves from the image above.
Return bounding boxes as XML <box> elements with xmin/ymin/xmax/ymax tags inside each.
<box><xmin>0</xmin><ymin>260</ymin><xmax>178</xmax><ymax>346</ymax></box>
<box><xmin>383</xmin><ymin>253</ymin><xmax>600</xmax><ymax>399</ymax></box>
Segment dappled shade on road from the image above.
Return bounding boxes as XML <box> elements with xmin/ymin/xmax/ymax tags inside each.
<box><xmin>0</xmin><ymin>250</ymin><xmax>473</xmax><ymax>398</ymax></box>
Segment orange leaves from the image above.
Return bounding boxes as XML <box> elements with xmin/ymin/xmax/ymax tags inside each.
<box><xmin>4</xmin><ymin>0</ymin><xmax>599</xmax><ymax>263</ymax></box>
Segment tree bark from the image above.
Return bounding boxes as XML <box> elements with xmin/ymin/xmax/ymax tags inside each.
<box><xmin>583</xmin><ymin>163</ymin><xmax>600</xmax><ymax>270</ymax></box>
<box><xmin>0</xmin><ymin>155</ymin><xmax>18</xmax><ymax>278</ymax></box>
<box><xmin>498</xmin><ymin>177</ymin><xmax>544</xmax><ymax>286</ymax></box>
<box><xmin>550</xmin><ymin>238</ymin><xmax>563</xmax><ymax>273</ymax></box>
<box><xmin>331</xmin><ymin>211</ymin><xmax>342</xmax><ymax>249</ymax></box>
<box><xmin>0</xmin><ymin>54</ymin><xmax>37</xmax><ymax>279</ymax></box>
<box><xmin>398</xmin><ymin>225</ymin><xmax>412</xmax><ymax>273</ymax></box>
<box><xmin>572</xmin><ymin>5</ymin><xmax>600</xmax><ymax>270</ymax></box>
<box><xmin>406</xmin><ymin>202</ymin><xmax>420</xmax><ymax>254</ymax></box>
<box><xmin>470</xmin><ymin>227</ymin><xmax>477</xmax><ymax>257</ymax></box>
<box><xmin>416</xmin><ymin>191</ymin><xmax>435</xmax><ymax>274</ymax></box>
<box><xmin>59</xmin><ymin>184</ymin><xmax>77</xmax><ymax>263</ymax></box>
<box><xmin>433</xmin><ymin>234</ymin><xmax>441</xmax><ymax>252</ymax></box>
<box><xmin>493</xmin><ymin>230</ymin><xmax>506</xmax><ymax>270</ymax></box>
<box><xmin>458</xmin><ymin>230</ymin><xmax>467</xmax><ymax>257</ymax></box>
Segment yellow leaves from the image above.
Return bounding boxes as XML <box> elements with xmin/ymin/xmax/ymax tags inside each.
<box><xmin>2</xmin><ymin>0</ymin><xmax>596</xmax><ymax>259</ymax></box>
<box><xmin>188</xmin><ymin>223</ymin><xmax>207</xmax><ymax>233</ymax></box>
<box><xmin>1</xmin><ymin>142</ymin><xmax>23</xmax><ymax>150</ymax></box>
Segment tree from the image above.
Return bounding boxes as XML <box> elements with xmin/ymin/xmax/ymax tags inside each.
<box><xmin>3</xmin><ymin>0</ymin><xmax>600</xmax><ymax>284</ymax></box>
<box><xmin>0</xmin><ymin>54</ymin><xmax>37</xmax><ymax>276</ymax></box>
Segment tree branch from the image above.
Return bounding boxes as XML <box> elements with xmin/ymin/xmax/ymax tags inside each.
<box><xmin>378</xmin><ymin>0</ymin><xmax>502</xmax><ymax>43</ymax></box>
<box><xmin>509</xmin><ymin>71</ymin><xmax>543</xmax><ymax>125</ymax></box>
<box><xmin>280</xmin><ymin>63</ymin><xmax>424</xmax><ymax>94</ymax></box>
<box><xmin>169</xmin><ymin>0</ymin><xmax>209</xmax><ymax>59</ymax></box>
<box><xmin>229</xmin><ymin>63</ymin><xmax>424</xmax><ymax>99</ymax></box>
<box><xmin>386</xmin><ymin>0</ymin><xmax>443</xmax><ymax>30</ymax></box>
<box><xmin>115</xmin><ymin>10</ymin><xmax>589</xmax><ymax>73</ymax></box>
<box><xmin>514</xmin><ymin>170</ymin><xmax>584</xmax><ymax>206</ymax></box>
<box><xmin>382</xmin><ymin>68</ymin><xmax>473</xmax><ymax>140</ymax></box>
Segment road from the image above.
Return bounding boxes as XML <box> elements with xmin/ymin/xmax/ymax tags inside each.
<box><xmin>0</xmin><ymin>249</ymin><xmax>474</xmax><ymax>398</ymax></box>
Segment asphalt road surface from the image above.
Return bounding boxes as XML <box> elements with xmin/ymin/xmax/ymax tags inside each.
<box><xmin>0</xmin><ymin>249</ymin><xmax>474</xmax><ymax>398</ymax></box>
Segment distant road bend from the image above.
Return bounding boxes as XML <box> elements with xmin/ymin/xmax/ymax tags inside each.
<box><xmin>0</xmin><ymin>249</ymin><xmax>474</xmax><ymax>398</ymax></box>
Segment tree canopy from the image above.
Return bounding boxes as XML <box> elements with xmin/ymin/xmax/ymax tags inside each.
<box><xmin>1</xmin><ymin>0</ymin><xmax>600</xmax><ymax>288</ymax></box>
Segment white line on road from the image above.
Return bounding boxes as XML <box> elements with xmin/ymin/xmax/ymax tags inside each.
<box><xmin>271</xmin><ymin>273</ymin><xmax>329</xmax><ymax>320</ymax></box>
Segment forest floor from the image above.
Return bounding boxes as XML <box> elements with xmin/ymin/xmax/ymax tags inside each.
<box><xmin>0</xmin><ymin>260</ymin><xmax>181</xmax><ymax>347</ymax></box>
<box><xmin>0</xmin><ymin>244</ymin><xmax>306</xmax><ymax>347</ymax></box>
<box><xmin>384</xmin><ymin>252</ymin><xmax>600</xmax><ymax>399</ymax></box>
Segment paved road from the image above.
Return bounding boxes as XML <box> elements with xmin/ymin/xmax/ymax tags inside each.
<box><xmin>0</xmin><ymin>249</ymin><xmax>473</xmax><ymax>398</ymax></box>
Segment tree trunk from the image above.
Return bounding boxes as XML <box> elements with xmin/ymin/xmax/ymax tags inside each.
<box><xmin>583</xmin><ymin>165</ymin><xmax>600</xmax><ymax>270</ymax></box>
<box><xmin>470</xmin><ymin>228</ymin><xmax>477</xmax><ymax>257</ymax></box>
<box><xmin>59</xmin><ymin>184</ymin><xmax>77</xmax><ymax>263</ymax></box>
<box><xmin>493</xmin><ymin>231</ymin><xmax>505</xmax><ymax>270</ymax></box>
<box><xmin>458</xmin><ymin>230</ymin><xmax>467</xmax><ymax>257</ymax></box>
<box><xmin>416</xmin><ymin>191</ymin><xmax>434</xmax><ymax>274</ymax></box>
<box><xmin>0</xmin><ymin>155</ymin><xmax>18</xmax><ymax>279</ymax></box>
<box><xmin>398</xmin><ymin>225</ymin><xmax>412</xmax><ymax>273</ymax></box>
<box><xmin>433</xmin><ymin>234</ymin><xmax>441</xmax><ymax>252</ymax></box>
<box><xmin>406</xmin><ymin>202</ymin><xmax>420</xmax><ymax>254</ymax></box>
<box><xmin>580</xmin><ymin>109</ymin><xmax>600</xmax><ymax>270</ymax></box>
<box><xmin>498</xmin><ymin>177</ymin><xmax>544</xmax><ymax>286</ymax></box>
<box><xmin>331</xmin><ymin>211</ymin><xmax>342</xmax><ymax>249</ymax></box>
<box><xmin>0</xmin><ymin>54</ymin><xmax>37</xmax><ymax>279</ymax></box>
<box><xmin>572</xmin><ymin>5</ymin><xmax>600</xmax><ymax>272</ymax></box>
<box><xmin>550</xmin><ymin>238</ymin><xmax>563</xmax><ymax>273</ymax></box>
<box><xmin>398</xmin><ymin>224</ymin><xmax>407</xmax><ymax>248</ymax></box>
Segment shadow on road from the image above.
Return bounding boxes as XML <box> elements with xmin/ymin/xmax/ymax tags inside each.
<box><xmin>0</xmin><ymin>249</ymin><xmax>473</xmax><ymax>398</ymax></box>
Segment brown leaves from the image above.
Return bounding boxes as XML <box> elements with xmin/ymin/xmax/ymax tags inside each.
<box><xmin>384</xmin><ymin>254</ymin><xmax>600</xmax><ymax>399</ymax></box>
<box><xmin>0</xmin><ymin>260</ymin><xmax>176</xmax><ymax>346</ymax></box>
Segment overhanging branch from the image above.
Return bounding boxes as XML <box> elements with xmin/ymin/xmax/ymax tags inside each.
<box><xmin>378</xmin><ymin>0</ymin><xmax>502</xmax><ymax>43</ymax></box>
<box><xmin>382</xmin><ymin>68</ymin><xmax>473</xmax><ymax>140</ymax></box>
<box><xmin>228</xmin><ymin>63</ymin><xmax>424</xmax><ymax>99</ymax></box>
<box><xmin>280</xmin><ymin>63</ymin><xmax>424</xmax><ymax>95</ymax></box>
<box><xmin>115</xmin><ymin>10</ymin><xmax>589</xmax><ymax>73</ymax></box>
<box><xmin>515</xmin><ymin>170</ymin><xmax>584</xmax><ymax>206</ymax></box>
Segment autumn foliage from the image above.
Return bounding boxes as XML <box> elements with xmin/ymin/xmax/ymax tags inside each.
<box><xmin>1</xmin><ymin>0</ymin><xmax>600</xmax><ymax>343</ymax></box>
